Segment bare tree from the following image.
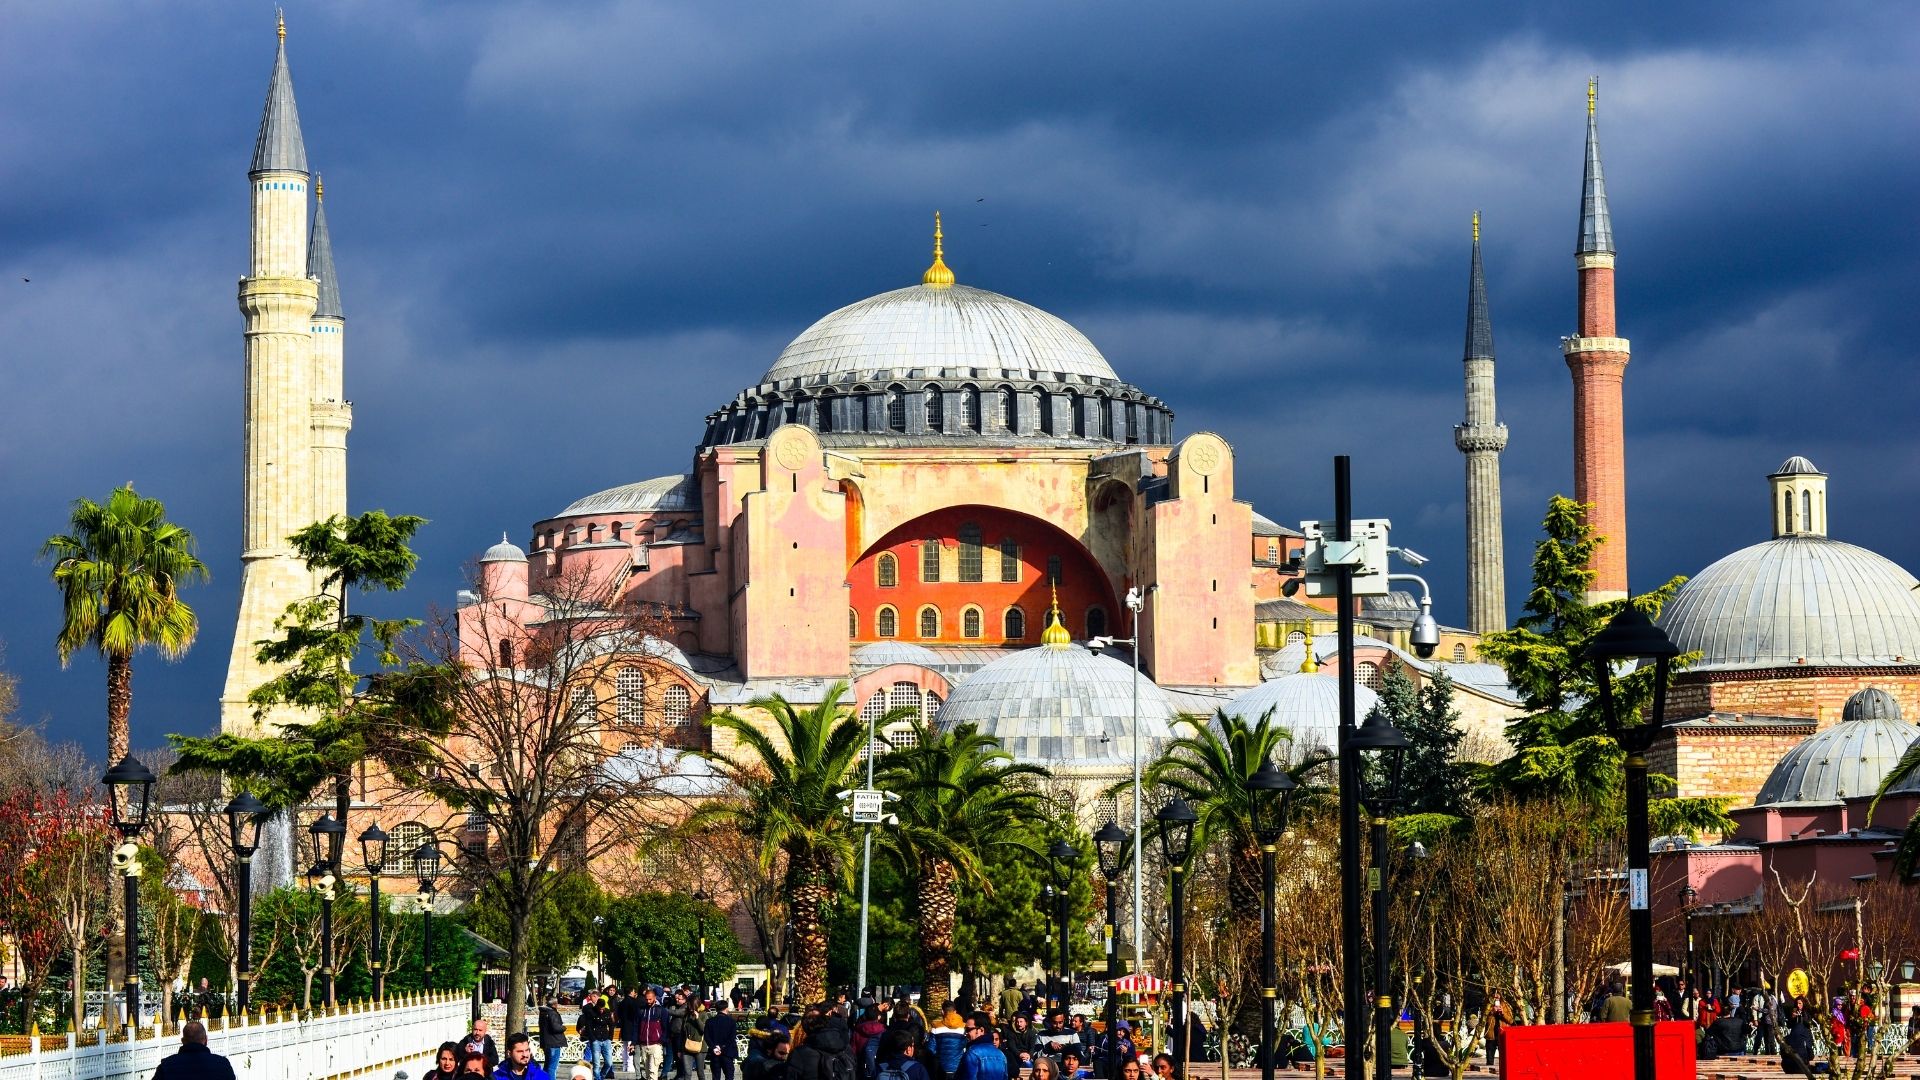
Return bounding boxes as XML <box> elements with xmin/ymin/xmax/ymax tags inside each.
<box><xmin>1270</xmin><ymin>819</ymin><xmax>1345</xmax><ymax>1080</ymax></box>
<box><xmin>1397</xmin><ymin>836</ymin><xmax>1492</xmax><ymax>1080</ymax></box>
<box><xmin>38</xmin><ymin>794</ymin><xmax>113</xmax><ymax>1034</ymax></box>
<box><xmin>1767</xmin><ymin>870</ymin><xmax>1920</xmax><ymax>1078</ymax></box>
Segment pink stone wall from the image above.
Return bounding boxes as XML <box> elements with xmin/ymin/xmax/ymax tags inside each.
<box><xmin>1143</xmin><ymin>434</ymin><xmax>1257</xmax><ymax>687</ymax></box>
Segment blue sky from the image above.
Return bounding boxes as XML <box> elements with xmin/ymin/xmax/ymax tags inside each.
<box><xmin>3</xmin><ymin>2</ymin><xmax>1915</xmax><ymax>762</ymax></box>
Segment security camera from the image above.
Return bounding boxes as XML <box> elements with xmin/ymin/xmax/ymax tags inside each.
<box><xmin>1087</xmin><ymin>635</ymin><xmax>1115</xmax><ymax>657</ymax></box>
<box><xmin>111</xmin><ymin>841</ymin><xmax>142</xmax><ymax>876</ymax></box>
<box><xmin>1410</xmin><ymin>597</ymin><xmax>1440</xmax><ymax>659</ymax></box>
<box><xmin>1281</xmin><ymin>578</ymin><xmax>1303</xmax><ymax>598</ymax></box>
<box><xmin>1124</xmin><ymin>587</ymin><xmax>1143</xmax><ymax>613</ymax></box>
<box><xmin>1391</xmin><ymin>546</ymin><xmax>1429</xmax><ymax>568</ymax></box>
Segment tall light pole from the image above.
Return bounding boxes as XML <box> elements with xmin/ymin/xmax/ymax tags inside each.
<box><xmin>1090</xmin><ymin>585</ymin><xmax>1154</xmax><ymax>977</ymax></box>
<box><xmin>1156</xmin><ymin>797</ymin><xmax>1197</xmax><ymax>1077</ymax></box>
<box><xmin>848</xmin><ymin>698</ymin><xmax>899</xmax><ymax>999</ymax></box>
<box><xmin>1355</xmin><ymin>709</ymin><xmax>1411</xmax><ymax>1080</ymax></box>
<box><xmin>694</xmin><ymin>888</ymin><xmax>711</xmax><ymax>997</ymax></box>
<box><xmin>224</xmin><ymin>792</ymin><xmax>267</xmax><ymax>1013</ymax></box>
<box><xmin>308</xmin><ymin>813</ymin><xmax>347</xmax><ymax>1008</ymax></box>
<box><xmin>1247</xmin><ymin>759</ymin><xmax>1297</xmax><ymax>1080</ymax></box>
<box><xmin>104</xmin><ymin>754</ymin><xmax>157</xmax><ymax>1032</ymax></box>
<box><xmin>1678</xmin><ymin>883</ymin><xmax>1697</xmax><ymax>990</ymax></box>
<box><xmin>360</xmin><ymin>824</ymin><xmax>390</xmax><ymax>1000</ymax></box>
<box><xmin>415</xmin><ymin>839</ymin><xmax>442</xmax><ymax>991</ymax></box>
<box><xmin>1094</xmin><ymin>821</ymin><xmax>1129</xmax><ymax>1079</ymax></box>
<box><xmin>1584</xmin><ymin>607</ymin><xmax>1679</xmax><ymax>1080</ymax></box>
<box><xmin>1048</xmin><ymin>840</ymin><xmax>1078</xmax><ymax>1011</ymax></box>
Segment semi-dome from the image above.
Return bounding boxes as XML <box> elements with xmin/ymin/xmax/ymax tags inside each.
<box><xmin>557</xmin><ymin>474</ymin><xmax>699</xmax><ymax>518</ymax></box>
<box><xmin>1658</xmin><ymin>538</ymin><xmax>1920</xmax><ymax>672</ymax></box>
<box><xmin>1754</xmin><ymin>688</ymin><xmax>1920</xmax><ymax>805</ymax></box>
<box><xmin>851</xmin><ymin>641</ymin><xmax>944</xmax><ymax>670</ymax></box>
<box><xmin>762</xmin><ymin>284</ymin><xmax>1120</xmax><ymax>387</ymax></box>
<box><xmin>1221</xmin><ymin>672</ymin><xmax>1381</xmax><ymax>758</ymax></box>
<box><xmin>937</xmin><ymin>642</ymin><xmax>1177</xmax><ymax>769</ymax></box>
<box><xmin>480</xmin><ymin>534</ymin><xmax>527</xmax><ymax>563</ymax></box>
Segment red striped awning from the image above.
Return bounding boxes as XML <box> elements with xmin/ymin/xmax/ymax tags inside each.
<box><xmin>1112</xmin><ymin>973</ymin><xmax>1165</xmax><ymax>993</ymax></box>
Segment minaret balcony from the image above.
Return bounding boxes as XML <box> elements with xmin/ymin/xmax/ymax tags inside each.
<box><xmin>1453</xmin><ymin>424</ymin><xmax>1509</xmax><ymax>454</ymax></box>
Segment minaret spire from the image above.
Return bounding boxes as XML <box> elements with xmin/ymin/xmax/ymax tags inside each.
<box><xmin>309</xmin><ymin>176</ymin><xmax>342</xmax><ymax>318</ymax></box>
<box><xmin>252</xmin><ymin>15</ymin><xmax>307</xmax><ymax>176</ymax></box>
<box><xmin>1564</xmin><ymin>76</ymin><xmax>1632</xmax><ymax>602</ymax></box>
<box><xmin>1455</xmin><ymin>212</ymin><xmax>1509</xmax><ymax>634</ymax></box>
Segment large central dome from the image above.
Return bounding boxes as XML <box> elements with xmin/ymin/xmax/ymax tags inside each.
<box><xmin>761</xmin><ymin>283</ymin><xmax>1120</xmax><ymax>386</ymax></box>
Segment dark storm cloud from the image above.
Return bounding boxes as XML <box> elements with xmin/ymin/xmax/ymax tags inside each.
<box><xmin>2</xmin><ymin>1</ymin><xmax>1915</xmax><ymax>759</ymax></box>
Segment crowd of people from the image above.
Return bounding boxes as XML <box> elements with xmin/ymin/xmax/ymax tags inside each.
<box><xmin>1586</xmin><ymin>976</ymin><xmax>1920</xmax><ymax>1073</ymax></box>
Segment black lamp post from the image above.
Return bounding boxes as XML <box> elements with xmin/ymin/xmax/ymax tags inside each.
<box><xmin>1353</xmin><ymin>709</ymin><xmax>1411</xmax><ymax>1080</ymax></box>
<box><xmin>1155</xmin><ymin>797</ymin><xmax>1198</xmax><ymax>1077</ymax></box>
<box><xmin>1583</xmin><ymin>607</ymin><xmax>1680</xmax><ymax>1080</ymax></box>
<box><xmin>1039</xmin><ymin>875</ymin><xmax>1056</xmax><ymax>1009</ymax></box>
<box><xmin>1677</xmin><ymin>883</ymin><xmax>1698</xmax><ymax>990</ymax></box>
<box><xmin>103</xmin><ymin>754</ymin><xmax>158</xmax><ymax>1032</ymax></box>
<box><xmin>694</xmin><ymin>888</ymin><xmax>712</xmax><ymax>997</ymax></box>
<box><xmin>223</xmin><ymin>791</ymin><xmax>267</xmax><ymax>1013</ymax></box>
<box><xmin>414</xmin><ymin>838</ymin><xmax>441</xmax><ymax>990</ymax></box>
<box><xmin>1247</xmin><ymin>759</ymin><xmax>1297</xmax><ymax>1080</ymax></box>
<box><xmin>359</xmin><ymin>823</ymin><xmax>390</xmax><ymax>1000</ymax></box>
<box><xmin>1049</xmin><ymin>840</ymin><xmax>1079</xmax><ymax>1012</ymax></box>
<box><xmin>1094</xmin><ymin>820</ymin><xmax>1130</xmax><ymax>1079</ymax></box>
<box><xmin>307</xmin><ymin>813</ymin><xmax>347</xmax><ymax>1008</ymax></box>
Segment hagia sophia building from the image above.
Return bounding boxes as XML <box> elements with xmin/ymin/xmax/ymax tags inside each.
<box><xmin>216</xmin><ymin>24</ymin><xmax>1920</xmax><ymax>920</ymax></box>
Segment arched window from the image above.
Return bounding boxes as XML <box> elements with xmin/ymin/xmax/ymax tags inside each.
<box><xmin>1086</xmin><ymin>607</ymin><xmax>1107</xmax><ymax>639</ymax></box>
<box><xmin>849</xmin><ymin>608</ymin><xmax>858</xmax><ymax>638</ymax></box>
<box><xmin>1801</xmin><ymin>489</ymin><xmax>1812</xmax><ymax>532</ymax></box>
<box><xmin>1285</xmin><ymin>629</ymin><xmax>1305</xmax><ymax>645</ymax></box>
<box><xmin>924</xmin><ymin>385</ymin><xmax>944</xmax><ymax>432</ymax></box>
<box><xmin>890</xmin><ymin>680</ymin><xmax>922</xmax><ymax>722</ymax></box>
<box><xmin>877</xmin><ymin>606</ymin><xmax>898</xmax><ymax>638</ymax></box>
<box><xmin>883</xmin><ymin>720</ymin><xmax>921</xmax><ymax>752</ymax></box>
<box><xmin>877</xmin><ymin>553</ymin><xmax>898</xmax><ymax>587</ymax></box>
<box><xmin>498</xmin><ymin>640</ymin><xmax>515</xmax><ymax>669</ymax></box>
<box><xmin>1004</xmin><ymin>607</ymin><xmax>1026</xmax><ymax>640</ymax></box>
<box><xmin>1068</xmin><ymin>391</ymin><xmax>1084</xmax><ymax>436</ymax></box>
<box><xmin>962</xmin><ymin>607</ymin><xmax>983</xmax><ymax>639</ymax></box>
<box><xmin>999</xmin><ymin>387</ymin><xmax>1017</xmax><ymax>431</ymax></box>
<box><xmin>664</xmin><ymin>684</ymin><xmax>692</xmax><ymax>725</ymax></box>
<box><xmin>1782</xmin><ymin>490</ymin><xmax>1794</xmax><ymax>533</ymax></box>
<box><xmin>958</xmin><ymin>523</ymin><xmax>983</xmax><ymax>582</ymax></box>
<box><xmin>962</xmin><ymin>386</ymin><xmax>981</xmax><ymax>431</ymax></box>
<box><xmin>999</xmin><ymin>538</ymin><xmax>1020</xmax><ymax>582</ymax></box>
<box><xmin>1097</xmin><ymin>394</ymin><xmax>1113</xmax><ymax>439</ymax></box>
<box><xmin>615</xmin><ymin>667</ymin><xmax>646</xmax><ymax>725</ymax></box>
<box><xmin>922</xmin><ymin>690</ymin><xmax>943</xmax><ymax>722</ymax></box>
<box><xmin>887</xmin><ymin>387</ymin><xmax>907</xmax><ymax>432</ymax></box>
<box><xmin>567</xmin><ymin>686</ymin><xmax>597</xmax><ymax>726</ymax></box>
<box><xmin>1357</xmin><ymin>662</ymin><xmax>1383</xmax><ymax>690</ymax></box>
<box><xmin>817</xmin><ymin>390</ymin><xmax>836</xmax><ymax>432</ymax></box>
<box><xmin>918</xmin><ymin>606</ymin><xmax>941</xmax><ymax>639</ymax></box>
<box><xmin>921</xmin><ymin>540</ymin><xmax>941</xmax><ymax>582</ymax></box>
<box><xmin>1125</xmin><ymin>402</ymin><xmax>1140</xmax><ymax>443</ymax></box>
<box><xmin>1452</xmin><ymin>643</ymin><xmax>1468</xmax><ymax>662</ymax></box>
<box><xmin>388</xmin><ymin>821</ymin><xmax>430</xmax><ymax>877</ymax></box>
<box><xmin>1047</xmin><ymin>555</ymin><xmax>1062</xmax><ymax>585</ymax></box>
<box><xmin>860</xmin><ymin>691</ymin><xmax>889</xmax><ymax>725</ymax></box>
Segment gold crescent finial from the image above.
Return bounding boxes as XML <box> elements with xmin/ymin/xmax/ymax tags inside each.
<box><xmin>1588</xmin><ymin>76</ymin><xmax>1597</xmax><ymax>117</ymax></box>
<box><xmin>277</xmin><ymin>9</ymin><xmax>286</xmax><ymax>41</ymax></box>
<box><xmin>315</xmin><ymin>173</ymin><xmax>324</xmax><ymax>202</ymax></box>
<box><xmin>1041</xmin><ymin>582</ymin><xmax>1071</xmax><ymax>648</ymax></box>
<box><xmin>922</xmin><ymin>211</ymin><xmax>955</xmax><ymax>287</ymax></box>
<box><xmin>1300</xmin><ymin>625</ymin><xmax>1318</xmax><ymax>673</ymax></box>
<box><xmin>1472</xmin><ymin>210</ymin><xmax>1480</xmax><ymax>245</ymax></box>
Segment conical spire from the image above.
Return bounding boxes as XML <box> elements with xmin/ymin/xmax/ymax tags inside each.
<box><xmin>309</xmin><ymin>177</ymin><xmax>343</xmax><ymax>317</ymax></box>
<box><xmin>1464</xmin><ymin>211</ymin><xmax>1494</xmax><ymax>361</ymax></box>
<box><xmin>1577</xmin><ymin>77</ymin><xmax>1613</xmax><ymax>255</ymax></box>
<box><xmin>251</xmin><ymin>14</ymin><xmax>309</xmax><ymax>175</ymax></box>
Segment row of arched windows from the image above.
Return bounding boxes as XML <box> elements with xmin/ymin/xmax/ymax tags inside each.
<box><xmin>851</xmin><ymin>604</ymin><xmax>1104</xmax><ymax>640</ymax></box>
<box><xmin>714</xmin><ymin>383</ymin><xmax>1164</xmax><ymax>445</ymax></box>
<box><xmin>875</xmin><ymin>532</ymin><xmax>1027</xmax><ymax>586</ymax></box>
<box><xmin>569</xmin><ymin>668</ymin><xmax>694</xmax><ymax>726</ymax></box>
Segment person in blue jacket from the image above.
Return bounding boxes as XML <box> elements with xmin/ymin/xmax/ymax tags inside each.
<box><xmin>954</xmin><ymin>1012</ymin><xmax>1007</xmax><ymax>1080</ymax></box>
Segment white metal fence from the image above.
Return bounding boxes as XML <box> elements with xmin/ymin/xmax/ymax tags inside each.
<box><xmin>0</xmin><ymin>993</ymin><xmax>471</xmax><ymax>1080</ymax></box>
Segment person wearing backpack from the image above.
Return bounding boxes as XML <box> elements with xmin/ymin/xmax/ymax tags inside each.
<box><xmin>853</xmin><ymin>1000</ymin><xmax>888</xmax><ymax>1080</ymax></box>
<box><xmin>789</xmin><ymin>1006</ymin><xmax>857</xmax><ymax>1080</ymax></box>
<box><xmin>954</xmin><ymin>1012</ymin><xmax>1007</xmax><ymax>1080</ymax></box>
<box><xmin>874</xmin><ymin>1029</ymin><xmax>931</xmax><ymax>1080</ymax></box>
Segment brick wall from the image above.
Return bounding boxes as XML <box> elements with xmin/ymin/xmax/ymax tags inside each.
<box><xmin>1675</xmin><ymin>669</ymin><xmax>1920</xmax><ymax>728</ymax></box>
<box><xmin>1656</xmin><ymin>728</ymin><xmax>1811</xmax><ymax>804</ymax></box>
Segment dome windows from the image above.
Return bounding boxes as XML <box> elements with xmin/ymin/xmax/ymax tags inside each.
<box><xmin>924</xmin><ymin>385</ymin><xmax>944</xmax><ymax>432</ymax></box>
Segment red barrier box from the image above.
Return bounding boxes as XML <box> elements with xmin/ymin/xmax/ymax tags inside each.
<box><xmin>1501</xmin><ymin>1021</ymin><xmax>1696</xmax><ymax>1079</ymax></box>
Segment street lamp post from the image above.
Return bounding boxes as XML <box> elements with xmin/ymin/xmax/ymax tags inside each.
<box><xmin>694</xmin><ymin>888</ymin><xmax>711</xmax><ymax>998</ymax></box>
<box><xmin>1040</xmin><ymin>878</ymin><xmax>1056</xmax><ymax>1008</ymax></box>
<box><xmin>1678</xmin><ymin>883</ymin><xmax>1698</xmax><ymax>991</ymax></box>
<box><xmin>360</xmin><ymin>824</ymin><xmax>390</xmax><ymax>1000</ymax></box>
<box><xmin>1049</xmin><ymin>840</ymin><xmax>1079</xmax><ymax>1011</ymax></box>
<box><xmin>1584</xmin><ymin>607</ymin><xmax>1680</xmax><ymax>1080</ymax></box>
<box><xmin>1156</xmin><ymin>797</ymin><xmax>1198</xmax><ymax>1077</ymax></box>
<box><xmin>103</xmin><ymin>754</ymin><xmax>158</xmax><ymax>1032</ymax></box>
<box><xmin>307</xmin><ymin>813</ymin><xmax>347</xmax><ymax>1009</ymax></box>
<box><xmin>1353</xmin><ymin>710</ymin><xmax>1412</xmax><ymax>1080</ymax></box>
<box><xmin>1091</xmin><ymin>585</ymin><xmax>1156</xmax><ymax>978</ymax></box>
<box><xmin>414</xmin><ymin>839</ymin><xmax>442</xmax><ymax>990</ymax></box>
<box><xmin>1247</xmin><ymin>759</ymin><xmax>1298</xmax><ymax>1080</ymax></box>
<box><xmin>1094</xmin><ymin>821</ymin><xmax>1130</xmax><ymax>1080</ymax></box>
<box><xmin>223</xmin><ymin>792</ymin><xmax>267</xmax><ymax>1013</ymax></box>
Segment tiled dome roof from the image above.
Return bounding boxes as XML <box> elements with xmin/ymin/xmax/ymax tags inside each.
<box><xmin>937</xmin><ymin>643</ymin><xmax>1175</xmax><ymax>768</ymax></box>
<box><xmin>558</xmin><ymin>474</ymin><xmax>699</xmax><ymax>518</ymax></box>
<box><xmin>1658</xmin><ymin>538</ymin><xmax>1920</xmax><ymax>672</ymax></box>
<box><xmin>1221</xmin><ymin>672</ymin><xmax>1381</xmax><ymax>758</ymax></box>
<box><xmin>1755</xmin><ymin>688</ymin><xmax>1920</xmax><ymax>805</ymax></box>
<box><xmin>761</xmin><ymin>284</ymin><xmax>1119</xmax><ymax>386</ymax></box>
<box><xmin>480</xmin><ymin>534</ymin><xmax>527</xmax><ymax>563</ymax></box>
<box><xmin>1772</xmin><ymin>456</ymin><xmax>1824</xmax><ymax>477</ymax></box>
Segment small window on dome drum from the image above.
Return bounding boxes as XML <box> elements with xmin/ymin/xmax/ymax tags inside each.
<box><xmin>818</xmin><ymin>391</ymin><xmax>836</xmax><ymax>433</ymax></box>
<box><xmin>963</xmin><ymin>387</ymin><xmax>981</xmax><ymax>431</ymax></box>
<box><xmin>925</xmin><ymin>385</ymin><xmax>944</xmax><ymax>432</ymax></box>
<box><xmin>999</xmin><ymin>387</ymin><xmax>1017</xmax><ymax>432</ymax></box>
<box><xmin>887</xmin><ymin>388</ymin><xmax>907</xmax><ymax>433</ymax></box>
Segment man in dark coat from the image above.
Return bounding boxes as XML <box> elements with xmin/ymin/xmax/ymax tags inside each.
<box><xmin>465</xmin><ymin>1018</ymin><xmax>503</xmax><ymax>1074</ymax></box>
<box><xmin>788</xmin><ymin>1007</ymin><xmax>855</xmax><ymax>1080</ymax></box>
<box><xmin>153</xmin><ymin>1022</ymin><xmax>237</xmax><ymax>1080</ymax></box>
<box><xmin>539</xmin><ymin>995</ymin><xmax>571</xmax><ymax>1079</ymax></box>
<box><xmin>708</xmin><ymin>998</ymin><xmax>741</xmax><ymax>1080</ymax></box>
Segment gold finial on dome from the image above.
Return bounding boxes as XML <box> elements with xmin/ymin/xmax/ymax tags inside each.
<box><xmin>315</xmin><ymin>173</ymin><xmax>324</xmax><ymax>202</ymax></box>
<box><xmin>1299</xmin><ymin>625</ymin><xmax>1318</xmax><ymax>673</ymax></box>
<box><xmin>277</xmin><ymin>8</ymin><xmax>286</xmax><ymax>41</ymax></box>
<box><xmin>922</xmin><ymin>211</ymin><xmax>955</xmax><ymax>287</ymax></box>
<box><xmin>1041</xmin><ymin>583</ymin><xmax>1071</xmax><ymax>648</ymax></box>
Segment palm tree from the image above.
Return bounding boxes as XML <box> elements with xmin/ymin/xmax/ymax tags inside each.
<box><xmin>692</xmin><ymin>682</ymin><xmax>890</xmax><ymax>1005</ymax></box>
<box><xmin>877</xmin><ymin>719</ymin><xmax>1048</xmax><ymax>1013</ymax></box>
<box><xmin>1870</xmin><ymin>741</ymin><xmax>1920</xmax><ymax>878</ymax></box>
<box><xmin>42</xmin><ymin>484</ymin><xmax>208</xmax><ymax>764</ymax></box>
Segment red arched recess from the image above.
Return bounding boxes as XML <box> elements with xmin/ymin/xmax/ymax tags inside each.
<box><xmin>848</xmin><ymin>506</ymin><xmax>1120</xmax><ymax>646</ymax></box>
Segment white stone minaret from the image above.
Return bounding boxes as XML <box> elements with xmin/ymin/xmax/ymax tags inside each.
<box><xmin>308</xmin><ymin>176</ymin><xmax>350</xmax><ymax>528</ymax></box>
<box><xmin>222</xmin><ymin>16</ymin><xmax>322</xmax><ymax>733</ymax></box>
<box><xmin>1454</xmin><ymin>212</ymin><xmax>1509</xmax><ymax>635</ymax></box>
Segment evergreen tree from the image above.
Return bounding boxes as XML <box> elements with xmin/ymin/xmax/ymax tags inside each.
<box><xmin>1366</xmin><ymin>664</ymin><xmax>1470</xmax><ymax>824</ymax></box>
<box><xmin>600</xmin><ymin>890</ymin><xmax>749</xmax><ymax>990</ymax></box>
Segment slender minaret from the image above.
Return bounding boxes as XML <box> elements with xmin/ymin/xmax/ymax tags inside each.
<box><xmin>1563</xmin><ymin>77</ymin><xmax>1631</xmax><ymax>602</ymax></box>
<box><xmin>308</xmin><ymin>175</ymin><xmax>350</xmax><ymax>529</ymax></box>
<box><xmin>1454</xmin><ymin>212</ymin><xmax>1508</xmax><ymax>634</ymax></box>
<box><xmin>223</xmin><ymin>15</ymin><xmax>319</xmax><ymax>732</ymax></box>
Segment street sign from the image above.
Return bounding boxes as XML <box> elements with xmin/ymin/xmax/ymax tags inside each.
<box><xmin>1628</xmin><ymin>868</ymin><xmax>1648</xmax><ymax>910</ymax></box>
<box><xmin>851</xmin><ymin>789</ymin><xmax>885</xmax><ymax>824</ymax></box>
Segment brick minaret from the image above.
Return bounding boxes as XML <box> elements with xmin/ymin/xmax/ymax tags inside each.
<box><xmin>1455</xmin><ymin>212</ymin><xmax>1508</xmax><ymax>634</ymax></box>
<box><xmin>1563</xmin><ymin>77</ymin><xmax>1630</xmax><ymax>602</ymax></box>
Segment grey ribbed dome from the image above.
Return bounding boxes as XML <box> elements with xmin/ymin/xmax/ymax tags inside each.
<box><xmin>1221</xmin><ymin>672</ymin><xmax>1381</xmax><ymax>757</ymax></box>
<box><xmin>1773</xmin><ymin>456</ymin><xmax>1823</xmax><ymax>477</ymax></box>
<box><xmin>762</xmin><ymin>284</ymin><xmax>1119</xmax><ymax>386</ymax></box>
<box><xmin>851</xmin><ymin>641</ymin><xmax>943</xmax><ymax>670</ymax></box>
<box><xmin>1843</xmin><ymin>687</ymin><xmax>1902</xmax><ymax>723</ymax></box>
<box><xmin>558</xmin><ymin>474</ymin><xmax>699</xmax><ymax>517</ymax></box>
<box><xmin>1754</xmin><ymin>699</ymin><xmax>1919</xmax><ymax>805</ymax></box>
<box><xmin>1658</xmin><ymin>538</ymin><xmax>1920</xmax><ymax>672</ymax></box>
<box><xmin>480</xmin><ymin>534</ymin><xmax>527</xmax><ymax>563</ymax></box>
<box><xmin>937</xmin><ymin>643</ymin><xmax>1176</xmax><ymax>769</ymax></box>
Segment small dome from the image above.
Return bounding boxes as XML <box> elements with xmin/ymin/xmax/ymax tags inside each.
<box><xmin>1221</xmin><ymin>672</ymin><xmax>1381</xmax><ymax>758</ymax></box>
<box><xmin>1842</xmin><ymin>687</ymin><xmax>1902</xmax><ymax>723</ymax></box>
<box><xmin>1754</xmin><ymin>706</ymin><xmax>1920</xmax><ymax>806</ymax></box>
<box><xmin>1658</xmin><ymin>538</ymin><xmax>1920</xmax><ymax>672</ymax></box>
<box><xmin>760</xmin><ymin>284</ymin><xmax>1120</xmax><ymax>386</ymax></box>
<box><xmin>558</xmin><ymin>474</ymin><xmax>699</xmax><ymax>518</ymax></box>
<box><xmin>481</xmin><ymin>534</ymin><xmax>527</xmax><ymax>563</ymax></box>
<box><xmin>1772</xmin><ymin>455</ymin><xmax>1824</xmax><ymax>477</ymax></box>
<box><xmin>937</xmin><ymin>643</ymin><xmax>1176</xmax><ymax>769</ymax></box>
<box><xmin>851</xmin><ymin>641</ymin><xmax>943</xmax><ymax>670</ymax></box>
